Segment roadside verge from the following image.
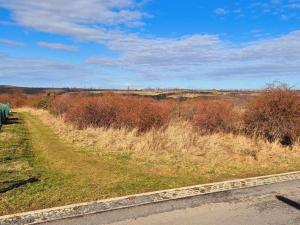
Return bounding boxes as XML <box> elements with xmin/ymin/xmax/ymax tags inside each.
<box><xmin>1</xmin><ymin>171</ymin><xmax>300</xmax><ymax>225</ymax></box>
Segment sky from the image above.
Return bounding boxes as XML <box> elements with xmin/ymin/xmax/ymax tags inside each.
<box><xmin>0</xmin><ymin>0</ymin><xmax>300</xmax><ymax>89</ymax></box>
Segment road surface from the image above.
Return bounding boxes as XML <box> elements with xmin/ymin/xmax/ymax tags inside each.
<box><xmin>44</xmin><ymin>179</ymin><xmax>300</xmax><ymax>225</ymax></box>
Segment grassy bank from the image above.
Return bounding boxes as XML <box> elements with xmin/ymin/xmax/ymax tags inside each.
<box><xmin>1</xmin><ymin>109</ymin><xmax>300</xmax><ymax>215</ymax></box>
<box><xmin>0</xmin><ymin>112</ymin><xmax>204</xmax><ymax>215</ymax></box>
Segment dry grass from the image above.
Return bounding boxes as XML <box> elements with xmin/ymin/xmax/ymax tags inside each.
<box><xmin>3</xmin><ymin>111</ymin><xmax>197</xmax><ymax>215</ymax></box>
<box><xmin>0</xmin><ymin>132</ymin><xmax>16</xmax><ymax>141</ymax></box>
<box><xmin>4</xmin><ymin>89</ymin><xmax>300</xmax><ymax>215</ymax></box>
<box><xmin>19</xmin><ymin>108</ymin><xmax>300</xmax><ymax>172</ymax></box>
<box><xmin>2</xmin><ymin>108</ymin><xmax>299</xmax><ymax>215</ymax></box>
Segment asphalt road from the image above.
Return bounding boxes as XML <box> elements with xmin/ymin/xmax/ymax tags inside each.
<box><xmin>45</xmin><ymin>180</ymin><xmax>300</xmax><ymax>225</ymax></box>
<box><xmin>109</xmin><ymin>180</ymin><xmax>300</xmax><ymax>225</ymax></box>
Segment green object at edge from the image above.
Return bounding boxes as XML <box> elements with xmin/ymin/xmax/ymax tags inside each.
<box><xmin>0</xmin><ymin>103</ymin><xmax>11</xmax><ymax>125</ymax></box>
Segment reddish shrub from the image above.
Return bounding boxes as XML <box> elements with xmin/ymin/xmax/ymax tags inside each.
<box><xmin>65</xmin><ymin>95</ymin><xmax>115</xmax><ymax>129</ymax></box>
<box><xmin>172</xmin><ymin>100</ymin><xmax>201</xmax><ymax>120</ymax></box>
<box><xmin>0</xmin><ymin>93</ymin><xmax>44</xmax><ymax>108</ymax></box>
<box><xmin>64</xmin><ymin>94</ymin><xmax>173</xmax><ymax>132</ymax></box>
<box><xmin>191</xmin><ymin>100</ymin><xmax>238</xmax><ymax>134</ymax></box>
<box><xmin>116</xmin><ymin>97</ymin><xmax>172</xmax><ymax>132</ymax></box>
<box><xmin>243</xmin><ymin>85</ymin><xmax>300</xmax><ymax>144</ymax></box>
<box><xmin>48</xmin><ymin>94</ymin><xmax>76</xmax><ymax>116</ymax></box>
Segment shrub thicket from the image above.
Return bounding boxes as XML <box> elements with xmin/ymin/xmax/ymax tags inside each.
<box><xmin>64</xmin><ymin>94</ymin><xmax>173</xmax><ymax>132</ymax></box>
<box><xmin>53</xmin><ymin>94</ymin><xmax>239</xmax><ymax>134</ymax></box>
<box><xmin>48</xmin><ymin>94</ymin><xmax>75</xmax><ymax>116</ymax></box>
<box><xmin>172</xmin><ymin>99</ymin><xmax>201</xmax><ymax>120</ymax></box>
<box><xmin>243</xmin><ymin>85</ymin><xmax>300</xmax><ymax>145</ymax></box>
<box><xmin>0</xmin><ymin>93</ymin><xmax>44</xmax><ymax>108</ymax></box>
<box><xmin>4</xmin><ymin>85</ymin><xmax>300</xmax><ymax>145</ymax></box>
<box><xmin>191</xmin><ymin>100</ymin><xmax>238</xmax><ymax>134</ymax></box>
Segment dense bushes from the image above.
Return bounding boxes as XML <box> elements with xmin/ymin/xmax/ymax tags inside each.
<box><xmin>4</xmin><ymin>85</ymin><xmax>299</xmax><ymax>145</ymax></box>
<box><xmin>172</xmin><ymin>99</ymin><xmax>239</xmax><ymax>134</ymax></box>
<box><xmin>63</xmin><ymin>94</ymin><xmax>173</xmax><ymax>132</ymax></box>
<box><xmin>48</xmin><ymin>94</ymin><xmax>75</xmax><ymax>116</ymax></box>
<box><xmin>47</xmin><ymin>86</ymin><xmax>300</xmax><ymax>145</ymax></box>
<box><xmin>172</xmin><ymin>100</ymin><xmax>201</xmax><ymax>120</ymax></box>
<box><xmin>243</xmin><ymin>85</ymin><xmax>300</xmax><ymax>144</ymax></box>
<box><xmin>57</xmin><ymin>95</ymin><xmax>238</xmax><ymax>133</ymax></box>
<box><xmin>191</xmin><ymin>101</ymin><xmax>238</xmax><ymax>134</ymax></box>
<box><xmin>0</xmin><ymin>93</ymin><xmax>44</xmax><ymax>108</ymax></box>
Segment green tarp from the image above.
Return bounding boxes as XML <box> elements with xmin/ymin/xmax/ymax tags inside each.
<box><xmin>0</xmin><ymin>103</ymin><xmax>10</xmax><ymax>125</ymax></box>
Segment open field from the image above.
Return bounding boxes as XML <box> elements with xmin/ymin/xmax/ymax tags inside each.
<box><xmin>1</xmin><ymin>106</ymin><xmax>300</xmax><ymax>215</ymax></box>
<box><xmin>1</xmin><ymin>111</ymin><xmax>204</xmax><ymax>215</ymax></box>
<box><xmin>0</xmin><ymin>85</ymin><xmax>300</xmax><ymax>216</ymax></box>
<box><xmin>2</xmin><ymin>2</ymin><xmax>300</xmax><ymax>223</ymax></box>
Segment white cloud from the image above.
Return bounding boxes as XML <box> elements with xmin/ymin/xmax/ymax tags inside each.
<box><xmin>88</xmin><ymin>35</ymin><xmax>223</xmax><ymax>69</ymax></box>
<box><xmin>87</xmin><ymin>30</ymin><xmax>300</xmax><ymax>80</ymax></box>
<box><xmin>0</xmin><ymin>53</ymin><xmax>81</xmax><ymax>74</ymax></box>
<box><xmin>249</xmin><ymin>0</ymin><xmax>300</xmax><ymax>20</ymax></box>
<box><xmin>37</xmin><ymin>42</ymin><xmax>78</xmax><ymax>52</ymax></box>
<box><xmin>271</xmin><ymin>0</ymin><xmax>281</xmax><ymax>4</ymax></box>
<box><xmin>0</xmin><ymin>39</ymin><xmax>24</xmax><ymax>47</ymax></box>
<box><xmin>214</xmin><ymin>8</ymin><xmax>228</xmax><ymax>15</ymax></box>
<box><xmin>281</xmin><ymin>14</ymin><xmax>289</xmax><ymax>20</ymax></box>
<box><xmin>0</xmin><ymin>53</ymin><xmax>113</xmax><ymax>87</ymax></box>
<box><xmin>0</xmin><ymin>0</ymin><xmax>299</xmax><ymax>86</ymax></box>
<box><xmin>287</xmin><ymin>3</ymin><xmax>300</xmax><ymax>9</ymax></box>
<box><xmin>16</xmin><ymin>0</ymin><xmax>143</xmax><ymax>25</ymax></box>
<box><xmin>0</xmin><ymin>0</ymin><xmax>149</xmax><ymax>47</ymax></box>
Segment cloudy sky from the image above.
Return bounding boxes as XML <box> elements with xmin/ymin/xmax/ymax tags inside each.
<box><xmin>0</xmin><ymin>0</ymin><xmax>300</xmax><ymax>89</ymax></box>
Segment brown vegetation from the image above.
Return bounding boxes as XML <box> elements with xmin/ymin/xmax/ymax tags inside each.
<box><xmin>0</xmin><ymin>92</ymin><xmax>44</xmax><ymax>108</ymax></box>
<box><xmin>243</xmin><ymin>85</ymin><xmax>300</xmax><ymax>145</ymax></box>
<box><xmin>2</xmin><ymin>85</ymin><xmax>300</xmax><ymax>216</ymax></box>
<box><xmin>191</xmin><ymin>100</ymin><xmax>239</xmax><ymax>134</ymax></box>
<box><xmin>4</xmin><ymin>84</ymin><xmax>300</xmax><ymax>144</ymax></box>
<box><xmin>49</xmin><ymin>94</ymin><xmax>241</xmax><ymax>135</ymax></box>
<box><xmin>19</xmin><ymin>108</ymin><xmax>300</xmax><ymax>168</ymax></box>
<box><xmin>48</xmin><ymin>94</ymin><xmax>75</xmax><ymax>116</ymax></box>
<box><xmin>62</xmin><ymin>94</ymin><xmax>173</xmax><ymax>132</ymax></box>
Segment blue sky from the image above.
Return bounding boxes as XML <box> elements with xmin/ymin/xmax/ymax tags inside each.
<box><xmin>0</xmin><ymin>0</ymin><xmax>300</xmax><ymax>89</ymax></box>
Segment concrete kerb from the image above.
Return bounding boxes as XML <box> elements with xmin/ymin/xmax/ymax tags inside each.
<box><xmin>1</xmin><ymin>171</ymin><xmax>300</xmax><ymax>225</ymax></box>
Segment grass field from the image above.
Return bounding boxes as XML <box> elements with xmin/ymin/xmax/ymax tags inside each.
<box><xmin>1</xmin><ymin>109</ymin><xmax>300</xmax><ymax>216</ymax></box>
<box><xmin>0</xmin><ymin>111</ymin><xmax>204</xmax><ymax>215</ymax></box>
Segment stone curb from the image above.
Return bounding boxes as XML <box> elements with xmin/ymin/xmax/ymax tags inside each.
<box><xmin>1</xmin><ymin>171</ymin><xmax>300</xmax><ymax>225</ymax></box>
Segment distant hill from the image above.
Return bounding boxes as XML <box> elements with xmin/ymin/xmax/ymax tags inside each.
<box><xmin>0</xmin><ymin>85</ymin><xmax>298</xmax><ymax>99</ymax></box>
<box><xmin>0</xmin><ymin>85</ymin><xmax>96</xmax><ymax>94</ymax></box>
